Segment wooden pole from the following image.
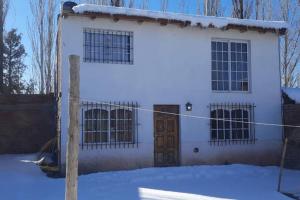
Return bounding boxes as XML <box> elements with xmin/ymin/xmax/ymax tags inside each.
<box><xmin>65</xmin><ymin>55</ymin><xmax>80</xmax><ymax>200</ymax></box>
<box><xmin>278</xmin><ymin>137</ymin><xmax>288</xmax><ymax>192</ymax></box>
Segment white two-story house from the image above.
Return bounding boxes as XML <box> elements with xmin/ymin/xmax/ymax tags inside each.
<box><xmin>57</xmin><ymin>2</ymin><xmax>287</xmax><ymax>173</ymax></box>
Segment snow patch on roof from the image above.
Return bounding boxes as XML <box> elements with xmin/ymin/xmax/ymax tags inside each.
<box><xmin>72</xmin><ymin>4</ymin><xmax>288</xmax><ymax>31</ymax></box>
<box><xmin>282</xmin><ymin>88</ymin><xmax>300</xmax><ymax>103</ymax></box>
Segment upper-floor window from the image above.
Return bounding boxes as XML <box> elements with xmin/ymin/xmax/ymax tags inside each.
<box><xmin>211</xmin><ymin>40</ymin><xmax>249</xmax><ymax>92</ymax></box>
<box><xmin>84</xmin><ymin>28</ymin><xmax>133</xmax><ymax>64</ymax></box>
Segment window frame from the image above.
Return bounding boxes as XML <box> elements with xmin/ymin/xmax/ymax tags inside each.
<box><xmin>83</xmin><ymin>28</ymin><xmax>134</xmax><ymax>65</ymax></box>
<box><xmin>81</xmin><ymin>102</ymin><xmax>139</xmax><ymax>148</ymax></box>
<box><xmin>209</xmin><ymin>103</ymin><xmax>255</xmax><ymax>145</ymax></box>
<box><xmin>84</xmin><ymin>108</ymin><xmax>109</xmax><ymax>144</ymax></box>
<box><xmin>211</xmin><ymin>38</ymin><xmax>251</xmax><ymax>93</ymax></box>
<box><xmin>110</xmin><ymin>108</ymin><xmax>134</xmax><ymax>144</ymax></box>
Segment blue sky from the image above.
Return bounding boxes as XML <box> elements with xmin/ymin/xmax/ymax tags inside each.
<box><xmin>4</xmin><ymin>0</ymin><xmax>262</xmax><ymax>81</ymax></box>
<box><xmin>6</xmin><ymin>0</ymin><xmax>33</xmax><ymax>79</ymax></box>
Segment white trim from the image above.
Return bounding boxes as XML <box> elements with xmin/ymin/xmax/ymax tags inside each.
<box><xmin>211</xmin><ymin>38</ymin><xmax>251</xmax><ymax>93</ymax></box>
<box><xmin>210</xmin><ymin>105</ymin><xmax>253</xmax><ymax>141</ymax></box>
<box><xmin>81</xmin><ymin>104</ymin><xmax>135</xmax><ymax>145</ymax></box>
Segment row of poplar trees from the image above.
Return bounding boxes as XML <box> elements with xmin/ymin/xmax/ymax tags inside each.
<box><xmin>0</xmin><ymin>0</ymin><xmax>55</xmax><ymax>94</ymax></box>
<box><xmin>0</xmin><ymin>0</ymin><xmax>34</xmax><ymax>94</ymax></box>
<box><xmin>0</xmin><ymin>0</ymin><xmax>299</xmax><ymax>94</ymax></box>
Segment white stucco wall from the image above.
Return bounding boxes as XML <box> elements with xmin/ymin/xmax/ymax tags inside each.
<box><xmin>59</xmin><ymin>15</ymin><xmax>283</xmax><ymax>173</ymax></box>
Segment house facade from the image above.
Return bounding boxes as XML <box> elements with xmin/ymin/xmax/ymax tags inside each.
<box><xmin>57</xmin><ymin>3</ymin><xmax>287</xmax><ymax>173</ymax></box>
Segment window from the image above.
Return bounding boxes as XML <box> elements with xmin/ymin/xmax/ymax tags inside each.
<box><xmin>210</xmin><ymin>103</ymin><xmax>255</xmax><ymax>144</ymax></box>
<box><xmin>231</xmin><ymin>109</ymin><xmax>250</xmax><ymax>139</ymax></box>
<box><xmin>212</xmin><ymin>40</ymin><xmax>249</xmax><ymax>92</ymax></box>
<box><xmin>84</xmin><ymin>109</ymin><xmax>108</xmax><ymax>144</ymax></box>
<box><xmin>211</xmin><ymin>109</ymin><xmax>230</xmax><ymax>140</ymax></box>
<box><xmin>211</xmin><ymin>41</ymin><xmax>229</xmax><ymax>91</ymax></box>
<box><xmin>110</xmin><ymin>109</ymin><xmax>133</xmax><ymax>143</ymax></box>
<box><xmin>84</xmin><ymin>29</ymin><xmax>133</xmax><ymax>64</ymax></box>
<box><xmin>82</xmin><ymin>102</ymin><xmax>138</xmax><ymax>148</ymax></box>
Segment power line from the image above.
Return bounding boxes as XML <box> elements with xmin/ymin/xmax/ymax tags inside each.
<box><xmin>74</xmin><ymin>98</ymin><xmax>300</xmax><ymax>128</ymax></box>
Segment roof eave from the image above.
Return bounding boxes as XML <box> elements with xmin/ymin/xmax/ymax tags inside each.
<box><xmin>62</xmin><ymin>11</ymin><xmax>287</xmax><ymax>36</ymax></box>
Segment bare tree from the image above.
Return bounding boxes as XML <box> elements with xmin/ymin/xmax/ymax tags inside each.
<box><xmin>45</xmin><ymin>0</ymin><xmax>56</xmax><ymax>94</ymax></box>
<box><xmin>243</xmin><ymin>1</ymin><xmax>253</xmax><ymax>19</ymax></box>
<box><xmin>204</xmin><ymin>0</ymin><xmax>208</xmax><ymax>15</ymax></box>
<box><xmin>204</xmin><ymin>0</ymin><xmax>222</xmax><ymax>16</ymax></box>
<box><xmin>264</xmin><ymin>0</ymin><xmax>272</xmax><ymax>20</ymax></box>
<box><xmin>255</xmin><ymin>0</ymin><xmax>261</xmax><ymax>19</ymax></box>
<box><xmin>140</xmin><ymin>0</ymin><xmax>149</xmax><ymax>9</ymax></box>
<box><xmin>232</xmin><ymin>0</ymin><xmax>243</xmax><ymax>18</ymax></box>
<box><xmin>196</xmin><ymin>0</ymin><xmax>201</xmax><ymax>15</ymax></box>
<box><xmin>86</xmin><ymin>0</ymin><xmax>108</xmax><ymax>5</ymax></box>
<box><xmin>29</xmin><ymin>0</ymin><xmax>56</xmax><ymax>94</ymax></box>
<box><xmin>111</xmin><ymin>0</ymin><xmax>124</xmax><ymax>6</ymax></box>
<box><xmin>29</xmin><ymin>0</ymin><xmax>45</xmax><ymax>94</ymax></box>
<box><xmin>280</xmin><ymin>0</ymin><xmax>300</xmax><ymax>87</ymax></box>
<box><xmin>160</xmin><ymin>0</ymin><xmax>168</xmax><ymax>12</ymax></box>
<box><xmin>232</xmin><ymin>0</ymin><xmax>253</xmax><ymax>19</ymax></box>
<box><xmin>178</xmin><ymin>0</ymin><xmax>186</xmax><ymax>13</ymax></box>
<box><xmin>95</xmin><ymin>0</ymin><xmax>109</xmax><ymax>5</ymax></box>
<box><xmin>128</xmin><ymin>0</ymin><xmax>135</xmax><ymax>8</ymax></box>
<box><xmin>255</xmin><ymin>0</ymin><xmax>272</xmax><ymax>20</ymax></box>
<box><xmin>297</xmin><ymin>75</ymin><xmax>300</xmax><ymax>87</ymax></box>
<box><xmin>0</xmin><ymin>0</ymin><xmax>8</xmax><ymax>93</ymax></box>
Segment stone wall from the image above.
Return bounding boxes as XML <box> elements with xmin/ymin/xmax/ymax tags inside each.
<box><xmin>0</xmin><ymin>95</ymin><xmax>56</xmax><ymax>154</ymax></box>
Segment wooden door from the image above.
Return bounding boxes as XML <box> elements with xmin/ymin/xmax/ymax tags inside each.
<box><xmin>154</xmin><ymin>105</ymin><xmax>179</xmax><ymax>167</ymax></box>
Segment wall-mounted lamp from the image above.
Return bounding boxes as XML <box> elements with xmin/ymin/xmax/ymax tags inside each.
<box><xmin>185</xmin><ymin>102</ymin><xmax>192</xmax><ymax>111</ymax></box>
<box><xmin>193</xmin><ymin>147</ymin><xmax>199</xmax><ymax>153</ymax></box>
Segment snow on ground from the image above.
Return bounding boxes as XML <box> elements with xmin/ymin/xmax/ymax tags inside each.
<box><xmin>72</xmin><ymin>4</ymin><xmax>288</xmax><ymax>30</ymax></box>
<box><xmin>0</xmin><ymin>154</ymin><xmax>300</xmax><ymax>200</ymax></box>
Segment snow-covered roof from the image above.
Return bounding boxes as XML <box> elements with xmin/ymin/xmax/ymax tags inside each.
<box><xmin>71</xmin><ymin>4</ymin><xmax>287</xmax><ymax>35</ymax></box>
<box><xmin>282</xmin><ymin>88</ymin><xmax>300</xmax><ymax>104</ymax></box>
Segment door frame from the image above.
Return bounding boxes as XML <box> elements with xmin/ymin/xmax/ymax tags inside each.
<box><xmin>153</xmin><ymin>104</ymin><xmax>180</xmax><ymax>167</ymax></box>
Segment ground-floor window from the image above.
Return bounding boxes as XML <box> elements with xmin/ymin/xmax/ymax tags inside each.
<box><xmin>81</xmin><ymin>102</ymin><xmax>138</xmax><ymax>148</ymax></box>
<box><xmin>209</xmin><ymin>103</ymin><xmax>255</xmax><ymax>144</ymax></box>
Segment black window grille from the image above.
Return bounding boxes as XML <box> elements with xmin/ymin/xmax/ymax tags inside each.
<box><xmin>211</xmin><ymin>40</ymin><xmax>249</xmax><ymax>92</ymax></box>
<box><xmin>81</xmin><ymin>101</ymin><xmax>139</xmax><ymax>149</ymax></box>
<box><xmin>209</xmin><ymin>103</ymin><xmax>255</xmax><ymax>145</ymax></box>
<box><xmin>84</xmin><ymin>28</ymin><xmax>133</xmax><ymax>64</ymax></box>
